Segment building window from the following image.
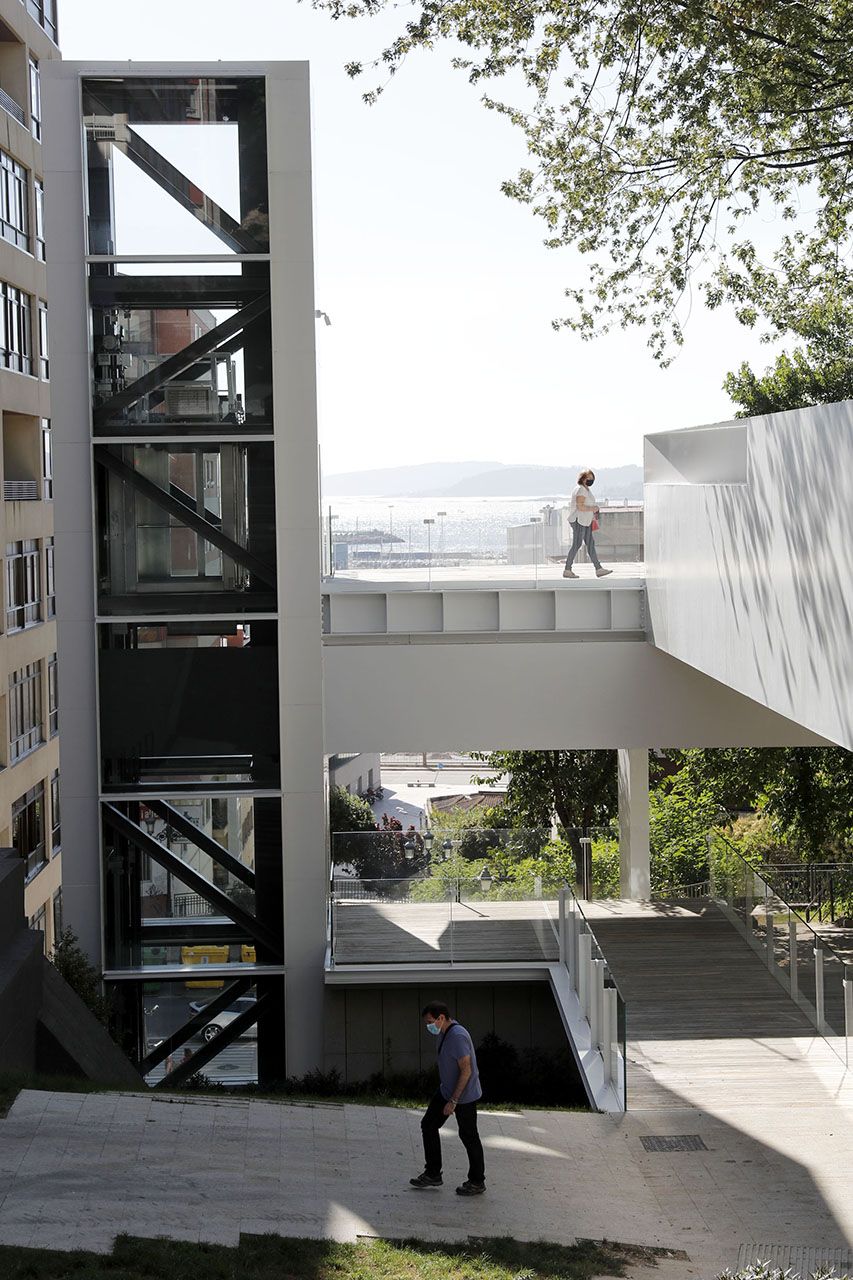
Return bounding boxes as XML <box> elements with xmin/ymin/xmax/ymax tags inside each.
<box><xmin>0</xmin><ymin>283</ymin><xmax>33</xmax><ymax>374</ymax></box>
<box><xmin>50</xmin><ymin>770</ymin><xmax>61</xmax><ymax>856</ymax></box>
<box><xmin>29</xmin><ymin>901</ymin><xmax>47</xmax><ymax>952</ymax></box>
<box><xmin>25</xmin><ymin>0</ymin><xmax>57</xmax><ymax>43</ymax></box>
<box><xmin>38</xmin><ymin>302</ymin><xmax>48</xmax><ymax>379</ymax></box>
<box><xmin>14</xmin><ymin>782</ymin><xmax>46</xmax><ymax>881</ymax></box>
<box><xmin>9</xmin><ymin>661</ymin><xmax>43</xmax><ymax>762</ymax></box>
<box><xmin>52</xmin><ymin>887</ymin><xmax>62</xmax><ymax>941</ymax></box>
<box><xmin>0</xmin><ymin>150</ymin><xmax>29</xmax><ymax>252</ymax></box>
<box><xmin>34</xmin><ymin>179</ymin><xmax>45</xmax><ymax>261</ymax></box>
<box><xmin>29</xmin><ymin>56</ymin><xmax>41</xmax><ymax>141</ymax></box>
<box><xmin>6</xmin><ymin>540</ymin><xmax>41</xmax><ymax>631</ymax></box>
<box><xmin>48</xmin><ymin>653</ymin><xmax>58</xmax><ymax>736</ymax></box>
<box><xmin>45</xmin><ymin>538</ymin><xmax>55</xmax><ymax>615</ymax></box>
<box><xmin>42</xmin><ymin>420</ymin><xmax>53</xmax><ymax>499</ymax></box>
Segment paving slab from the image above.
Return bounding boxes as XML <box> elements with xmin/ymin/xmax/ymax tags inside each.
<box><xmin>0</xmin><ymin>1088</ymin><xmax>850</xmax><ymax>1275</ymax></box>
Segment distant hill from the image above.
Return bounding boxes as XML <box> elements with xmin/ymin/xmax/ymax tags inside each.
<box><xmin>322</xmin><ymin>461</ymin><xmax>502</xmax><ymax>497</ymax></box>
<box><xmin>323</xmin><ymin>460</ymin><xmax>643</xmax><ymax>499</ymax></box>
<box><xmin>439</xmin><ymin>465</ymin><xmax>643</xmax><ymax>499</ymax></box>
<box><xmin>322</xmin><ymin>460</ymin><xmax>640</xmax><ymax>499</ymax></box>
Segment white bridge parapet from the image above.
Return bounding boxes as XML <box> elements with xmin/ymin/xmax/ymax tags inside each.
<box><xmin>322</xmin><ymin>565</ymin><xmax>645</xmax><ymax>639</ymax></box>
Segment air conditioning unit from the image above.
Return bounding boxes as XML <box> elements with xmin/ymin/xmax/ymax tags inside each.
<box><xmin>163</xmin><ymin>385</ymin><xmax>219</xmax><ymax>417</ymax></box>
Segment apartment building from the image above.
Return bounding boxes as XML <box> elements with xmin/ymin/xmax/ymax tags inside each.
<box><xmin>0</xmin><ymin>0</ymin><xmax>60</xmax><ymax>955</ymax></box>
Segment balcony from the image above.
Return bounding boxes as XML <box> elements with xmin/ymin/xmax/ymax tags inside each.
<box><xmin>0</xmin><ymin>84</ymin><xmax>25</xmax><ymax>126</ymax></box>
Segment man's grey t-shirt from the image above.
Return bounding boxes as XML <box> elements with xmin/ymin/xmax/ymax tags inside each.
<box><xmin>437</xmin><ymin>1022</ymin><xmax>482</xmax><ymax>1104</ymax></box>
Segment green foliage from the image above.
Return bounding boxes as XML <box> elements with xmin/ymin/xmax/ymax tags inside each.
<box><xmin>670</xmin><ymin>748</ymin><xmax>853</xmax><ymax>859</ymax></box>
<box><xmin>329</xmin><ymin>785</ymin><xmax>375</xmax><ymax>835</ymax></box>
<box><xmin>725</xmin><ymin>300</ymin><xmax>853</xmax><ymax>416</ymax></box>
<box><xmin>648</xmin><ymin>783</ymin><xmax>720</xmax><ymax>893</ymax></box>
<box><xmin>314</xmin><ymin>0</ymin><xmax>853</xmax><ymax>359</ymax></box>
<box><xmin>473</xmin><ymin>750</ymin><xmax>617</xmax><ymax>834</ymax></box>
<box><xmin>50</xmin><ymin>928</ymin><xmax>112</xmax><ymax>1026</ymax></box>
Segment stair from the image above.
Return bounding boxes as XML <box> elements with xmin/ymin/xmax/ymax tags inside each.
<box><xmin>585</xmin><ymin>899</ymin><xmax>849</xmax><ymax>1110</ymax></box>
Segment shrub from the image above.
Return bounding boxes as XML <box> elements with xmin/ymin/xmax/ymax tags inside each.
<box><xmin>50</xmin><ymin>927</ymin><xmax>113</xmax><ymax>1026</ymax></box>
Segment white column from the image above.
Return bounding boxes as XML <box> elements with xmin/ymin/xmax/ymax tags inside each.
<box><xmin>267</xmin><ymin>66</ymin><xmax>327</xmax><ymax>1076</ymax></box>
<box><xmin>618</xmin><ymin>748</ymin><xmax>650</xmax><ymax>900</ymax></box>
<box><xmin>43</xmin><ymin>64</ymin><xmax>103</xmax><ymax>965</ymax></box>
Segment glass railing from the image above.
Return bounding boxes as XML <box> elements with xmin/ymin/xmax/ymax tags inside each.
<box><xmin>329</xmin><ymin>875</ymin><xmax>563</xmax><ymax>966</ymax></box>
<box><xmin>709</xmin><ymin>831</ymin><xmax>852</xmax><ymax>1067</ymax></box>
<box><xmin>556</xmin><ymin>885</ymin><xmax>627</xmax><ymax>1109</ymax></box>
<box><xmin>320</xmin><ymin>499</ymin><xmax>644</xmax><ymax>579</ymax></box>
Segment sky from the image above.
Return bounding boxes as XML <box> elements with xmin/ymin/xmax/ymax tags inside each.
<box><xmin>60</xmin><ymin>0</ymin><xmax>786</xmax><ymax>474</ymax></box>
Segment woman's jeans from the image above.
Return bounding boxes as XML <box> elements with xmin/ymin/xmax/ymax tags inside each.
<box><xmin>565</xmin><ymin>520</ymin><xmax>601</xmax><ymax>571</ymax></box>
<box><xmin>421</xmin><ymin>1089</ymin><xmax>485</xmax><ymax>1183</ymax></box>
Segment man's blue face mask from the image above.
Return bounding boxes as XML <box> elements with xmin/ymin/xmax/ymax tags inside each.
<box><xmin>426</xmin><ymin>1021</ymin><xmax>442</xmax><ymax>1036</ymax></box>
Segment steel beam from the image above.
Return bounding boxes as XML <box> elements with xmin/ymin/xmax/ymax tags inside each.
<box><xmin>96</xmin><ymin>447</ymin><xmax>275</xmax><ymax>588</ymax></box>
<box><xmin>148</xmin><ymin>800</ymin><xmax>255</xmax><ymax>889</ymax></box>
<box><xmin>102</xmin><ymin>804</ymin><xmax>280</xmax><ymax>955</ymax></box>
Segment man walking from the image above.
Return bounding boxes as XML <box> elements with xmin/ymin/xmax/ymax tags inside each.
<box><xmin>410</xmin><ymin>1001</ymin><xmax>485</xmax><ymax>1196</ymax></box>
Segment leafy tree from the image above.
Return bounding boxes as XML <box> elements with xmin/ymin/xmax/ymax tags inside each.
<box><xmin>330</xmin><ymin>786</ymin><xmax>431</xmax><ymax>878</ymax></box>
<box><xmin>329</xmin><ymin>785</ymin><xmax>375</xmax><ymax>836</ymax></box>
<box><xmin>315</xmin><ymin>0</ymin><xmax>853</xmax><ymax>357</ymax></box>
<box><xmin>667</xmin><ymin>748</ymin><xmax>853</xmax><ymax>860</ymax></box>
<box><xmin>725</xmin><ymin>300</ymin><xmax>853</xmax><ymax>416</ymax></box>
<box><xmin>473</xmin><ymin>749</ymin><xmax>617</xmax><ymax>833</ymax></box>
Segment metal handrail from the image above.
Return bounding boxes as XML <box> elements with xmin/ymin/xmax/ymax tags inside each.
<box><xmin>0</xmin><ymin>86</ymin><xmax>25</xmax><ymax>126</ymax></box>
<box><xmin>712</xmin><ymin>829</ymin><xmax>849</xmax><ymax>968</ymax></box>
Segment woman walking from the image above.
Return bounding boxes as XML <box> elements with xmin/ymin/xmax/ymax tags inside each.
<box><xmin>563</xmin><ymin>469</ymin><xmax>612</xmax><ymax>579</ymax></box>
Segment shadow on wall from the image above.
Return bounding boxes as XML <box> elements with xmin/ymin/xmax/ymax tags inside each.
<box><xmin>0</xmin><ymin>850</ymin><xmax>142</xmax><ymax>1088</ymax></box>
<box><xmin>648</xmin><ymin>404</ymin><xmax>853</xmax><ymax>747</ymax></box>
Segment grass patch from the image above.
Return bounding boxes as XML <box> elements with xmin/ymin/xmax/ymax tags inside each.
<box><xmin>0</xmin><ymin>1231</ymin><xmax>663</xmax><ymax>1280</ymax></box>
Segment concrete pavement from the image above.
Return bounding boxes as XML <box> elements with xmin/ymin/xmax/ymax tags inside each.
<box><xmin>1</xmin><ymin>1088</ymin><xmax>851</xmax><ymax>1275</ymax></box>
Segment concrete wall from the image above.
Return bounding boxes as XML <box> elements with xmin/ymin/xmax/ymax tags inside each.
<box><xmin>645</xmin><ymin>404</ymin><xmax>853</xmax><ymax>749</ymax></box>
<box><xmin>324</xmin><ymin>981</ymin><xmax>566</xmax><ymax>1082</ymax></box>
<box><xmin>0</xmin><ymin>850</ymin><xmax>141</xmax><ymax>1086</ymax></box>
<box><xmin>323</xmin><ymin>639</ymin><xmax>826</xmax><ymax>752</ymax></box>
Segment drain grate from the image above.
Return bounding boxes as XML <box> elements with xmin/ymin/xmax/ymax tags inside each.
<box><xmin>737</xmin><ymin>1244</ymin><xmax>852</xmax><ymax>1273</ymax></box>
<box><xmin>640</xmin><ymin>1134</ymin><xmax>708</xmax><ymax>1152</ymax></box>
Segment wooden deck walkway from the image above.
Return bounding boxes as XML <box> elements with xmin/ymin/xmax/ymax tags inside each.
<box><xmin>585</xmin><ymin>899</ymin><xmax>853</xmax><ymax>1111</ymax></box>
<box><xmin>331</xmin><ymin>898</ymin><xmax>559</xmax><ymax>964</ymax></box>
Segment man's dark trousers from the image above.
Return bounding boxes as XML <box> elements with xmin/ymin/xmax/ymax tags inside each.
<box><xmin>421</xmin><ymin>1089</ymin><xmax>485</xmax><ymax>1183</ymax></box>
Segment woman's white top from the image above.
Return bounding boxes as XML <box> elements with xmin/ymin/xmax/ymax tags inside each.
<box><xmin>568</xmin><ymin>484</ymin><xmax>596</xmax><ymax>527</ymax></box>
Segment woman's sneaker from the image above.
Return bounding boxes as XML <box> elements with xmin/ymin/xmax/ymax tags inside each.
<box><xmin>456</xmin><ymin>1180</ymin><xmax>486</xmax><ymax>1196</ymax></box>
<box><xmin>562</xmin><ymin>569</ymin><xmax>578</xmax><ymax>578</ymax></box>
<box><xmin>595</xmin><ymin>567</ymin><xmax>612</xmax><ymax>577</ymax></box>
<box><xmin>409</xmin><ymin>1172</ymin><xmax>442</xmax><ymax>1189</ymax></box>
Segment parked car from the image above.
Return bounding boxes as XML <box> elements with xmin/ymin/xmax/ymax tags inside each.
<box><xmin>189</xmin><ymin>995</ymin><xmax>258</xmax><ymax>1042</ymax></box>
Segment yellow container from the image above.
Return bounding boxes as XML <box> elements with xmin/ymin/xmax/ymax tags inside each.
<box><xmin>241</xmin><ymin>944</ymin><xmax>256</xmax><ymax>964</ymax></box>
<box><xmin>181</xmin><ymin>945</ymin><xmax>229</xmax><ymax>988</ymax></box>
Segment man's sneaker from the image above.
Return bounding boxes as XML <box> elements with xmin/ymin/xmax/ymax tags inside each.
<box><xmin>562</xmin><ymin>569</ymin><xmax>578</xmax><ymax>578</ymax></box>
<box><xmin>409</xmin><ymin>1172</ymin><xmax>442</xmax><ymax>1189</ymax></box>
<box><xmin>456</xmin><ymin>1180</ymin><xmax>486</xmax><ymax>1196</ymax></box>
<box><xmin>595</xmin><ymin>567</ymin><xmax>613</xmax><ymax>577</ymax></box>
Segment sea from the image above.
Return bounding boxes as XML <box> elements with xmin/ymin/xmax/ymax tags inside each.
<box><xmin>323</xmin><ymin>492</ymin><xmax>642</xmax><ymax>559</ymax></box>
<box><xmin>322</xmin><ymin>494</ymin><xmax>576</xmax><ymax>558</ymax></box>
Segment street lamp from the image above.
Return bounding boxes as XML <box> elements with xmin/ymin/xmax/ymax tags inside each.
<box><xmin>423</xmin><ymin>829</ymin><xmax>435</xmax><ymax>856</ymax></box>
<box><xmin>476</xmin><ymin>865</ymin><xmax>493</xmax><ymax>893</ymax></box>
<box><xmin>442</xmin><ymin>838</ymin><xmax>453</xmax><ymax>861</ymax></box>
<box><xmin>529</xmin><ymin>516</ymin><xmax>542</xmax><ymax>588</ymax></box>
<box><xmin>424</xmin><ymin>518</ymin><xmax>435</xmax><ymax>590</ymax></box>
<box><xmin>403</xmin><ymin>838</ymin><xmax>416</xmax><ymax>861</ymax></box>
